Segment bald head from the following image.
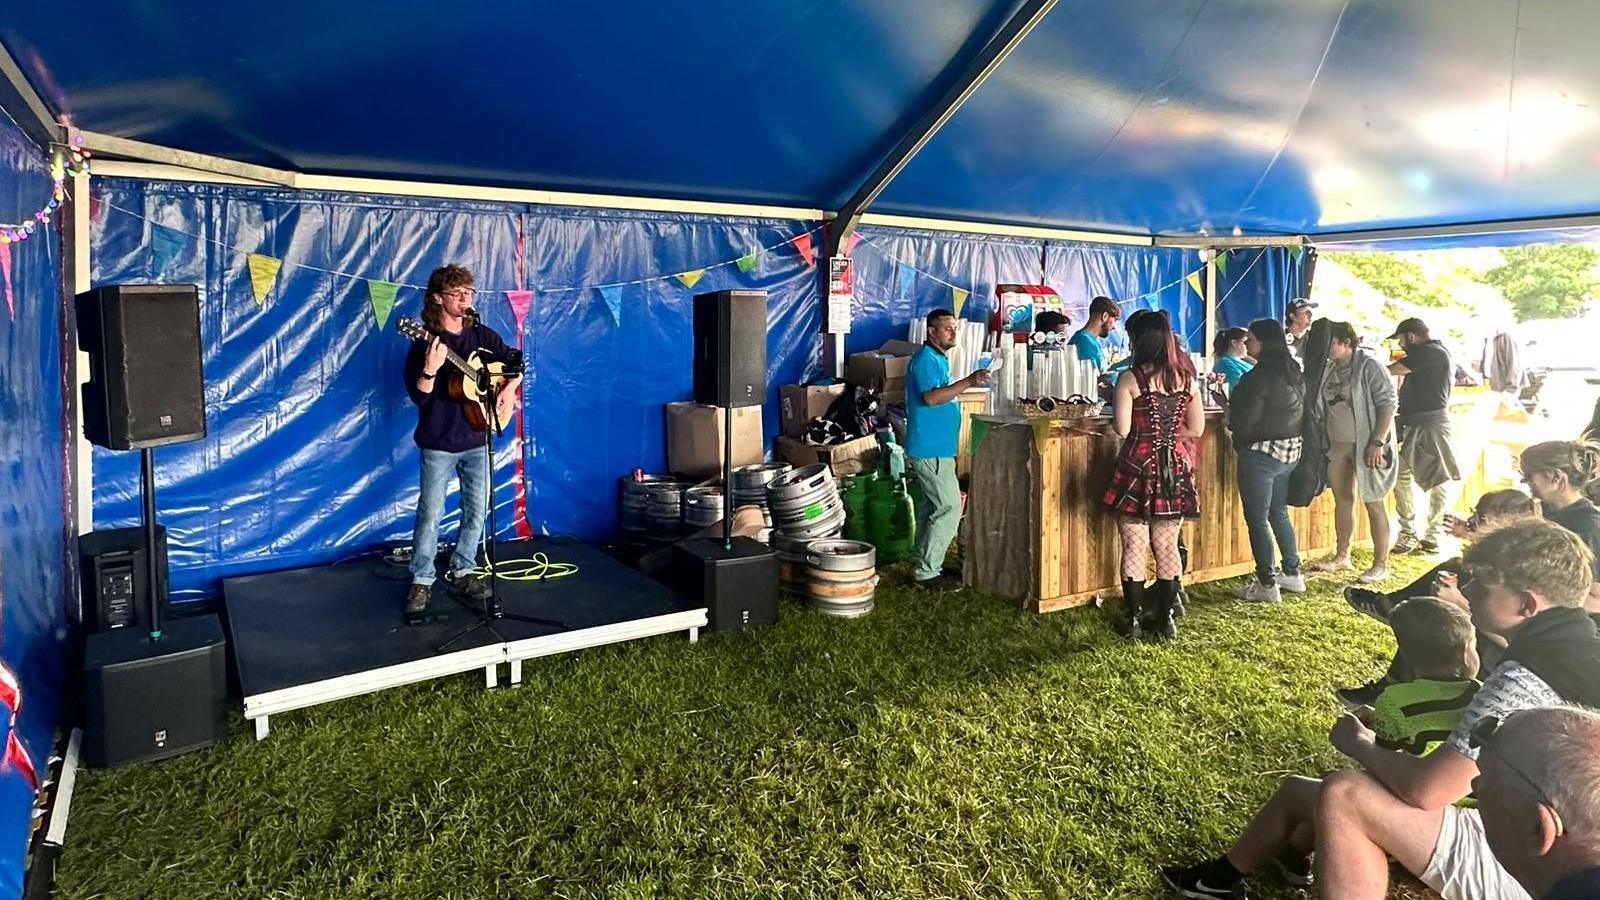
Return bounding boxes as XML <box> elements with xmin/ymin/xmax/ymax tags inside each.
<box><xmin>1479</xmin><ymin>707</ymin><xmax>1600</xmax><ymax>896</ymax></box>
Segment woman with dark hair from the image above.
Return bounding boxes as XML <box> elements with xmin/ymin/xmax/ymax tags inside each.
<box><xmin>1212</xmin><ymin>327</ymin><xmax>1253</xmax><ymax>389</ymax></box>
<box><xmin>1104</xmin><ymin>310</ymin><xmax>1204</xmax><ymax>639</ymax></box>
<box><xmin>1520</xmin><ymin>441</ymin><xmax>1600</xmax><ymax>610</ymax></box>
<box><xmin>1309</xmin><ymin>321</ymin><xmax>1398</xmax><ymax>582</ymax></box>
<box><xmin>1227</xmin><ymin>319</ymin><xmax>1306</xmax><ymax>603</ymax></box>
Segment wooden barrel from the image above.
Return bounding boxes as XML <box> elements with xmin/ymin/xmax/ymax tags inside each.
<box><xmin>804</xmin><ymin>539</ymin><xmax>877</xmax><ymax>618</ymax></box>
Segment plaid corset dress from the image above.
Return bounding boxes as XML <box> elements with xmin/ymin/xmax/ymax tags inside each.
<box><xmin>1102</xmin><ymin>367</ymin><xmax>1200</xmax><ymax>519</ymax></box>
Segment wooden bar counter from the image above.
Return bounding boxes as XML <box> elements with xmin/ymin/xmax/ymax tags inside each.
<box><xmin>964</xmin><ymin>410</ymin><xmax>1368</xmax><ymax>612</ymax></box>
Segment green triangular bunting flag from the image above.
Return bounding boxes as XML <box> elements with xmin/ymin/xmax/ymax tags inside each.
<box><xmin>1215</xmin><ymin>252</ymin><xmax>1228</xmax><ymax>277</ymax></box>
<box><xmin>736</xmin><ymin>252</ymin><xmax>759</xmax><ymax>273</ymax></box>
<box><xmin>368</xmin><ymin>280</ymin><xmax>399</xmax><ymax>330</ymax></box>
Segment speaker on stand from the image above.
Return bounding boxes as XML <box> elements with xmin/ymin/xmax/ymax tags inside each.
<box><xmin>674</xmin><ymin>291</ymin><xmax>779</xmax><ymax>632</ymax></box>
<box><xmin>75</xmin><ymin>284</ymin><xmax>227</xmax><ymax>767</ymax></box>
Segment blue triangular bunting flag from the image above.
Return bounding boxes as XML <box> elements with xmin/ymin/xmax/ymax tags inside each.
<box><xmin>599</xmin><ymin>285</ymin><xmax>623</xmax><ymax>327</ymax></box>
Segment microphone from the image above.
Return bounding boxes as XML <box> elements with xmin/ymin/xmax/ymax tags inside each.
<box><xmin>463</xmin><ymin>307</ymin><xmax>478</xmax><ymax>321</ymax></box>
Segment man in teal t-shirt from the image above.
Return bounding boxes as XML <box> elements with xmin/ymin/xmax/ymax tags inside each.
<box><xmin>906</xmin><ymin>309</ymin><xmax>990</xmax><ymax>592</ymax></box>
<box><xmin>1068</xmin><ymin>295</ymin><xmax>1121</xmax><ymax>372</ymax></box>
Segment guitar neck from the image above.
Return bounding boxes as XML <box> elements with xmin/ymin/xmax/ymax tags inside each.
<box><xmin>441</xmin><ymin>346</ymin><xmax>474</xmax><ymax>374</ymax></box>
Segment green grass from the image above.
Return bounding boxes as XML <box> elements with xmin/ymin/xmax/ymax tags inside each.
<box><xmin>58</xmin><ymin>552</ymin><xmax>1442</xmax><ymax>899</ymax></box>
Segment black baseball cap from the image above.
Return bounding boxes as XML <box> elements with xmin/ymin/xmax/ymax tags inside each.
<box><xmin>1387</xmin><ymin>317</ymin><xmax>1429</xmax><ymax>341</ymax></box>
<box><xmin>1286</xmin><ymin>298</ymin><xmax>1317</xmax><ymax>313</ymax></box>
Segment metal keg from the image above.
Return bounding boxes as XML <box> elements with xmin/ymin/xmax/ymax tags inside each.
<box><xmin>768</xmin><ymin>464</ymin><xmax>845</xmax><ymax>539</ymax></box>
<box><xmin>804</xmin><ymin>539</ymin><xmax>878</xmax><ymax>618</ymax></box>
<box><xmin>732</xmin><ymin>463</ymin><xmax>790</xmax><ymax>513</ymax></box>
<box><xmin>620</xmin><ymin>474</ymin><xmax>678</xmax><ymax>544</ymax></box>
<box><xmin>682</xmin><ymin>486</ymin><xmax>725</xmax><ymax>530</ymax></box>
<box><xmin>772</xmin><ymin>531</ymin><xmax>813</xmax><ymax>598</ymax></box>
<box><xmin>644</xmin><ymin>482</ymin><xmax>689</xmax><ymax>543</ymax></box>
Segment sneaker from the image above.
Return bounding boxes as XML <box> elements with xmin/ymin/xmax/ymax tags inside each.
<box><xmin>1356</xmin><ymin>565</ymin><xmax>1390</xmax><ymax>584</ymax></box>
<box><xmin>446</xmin><ymin>570</ymin><xmax>490</xmax><ymax>602</ymax></box>
<box><xmin>404</xmin><ymin>582</ymin><xmax>432</xmax><ymax>615</ymax></box>
<box><xmin>1237</xmin><ymin>580</ymin><xmax>1282</xmax><ymax>603</ymax></box>
<box><xmin>1344</xmin><ymin>587</ymin><xmax>1394</xmax><ymax>622</ymax></box>
<box><xmin>1275</xmin><ymin>572</ymin><xmax>1307</xmax><ymax>594</ymax></box>
<box><xmin>1418</xmin><ymin>538</ymin><xmax>1441</xmax><ymax>555</ymax></box>
<box><xmin>1311</xmin><ymin>556</ymin><xmax>1354</xmax><ymax>573</ymax></box>
<box><xmin>1392</xmin><ymin>534</ymin><xmax>1421</xmax><ymax>555</ymax></box>
<box><xmin>1161</xmin><ymin>862</ymin><xmax>1242</xmax><ymax>899</ymax></box>
<box><xmin>914</xmin><ymin>575</ymin><xmax>961</xmax><ymax>594</ymax></box>
<box><xmin>1269</xmin><ymin>849</ymin><xmax>1314</xmax><ymax>887</ymax></box>
<box><xmin>1337</xmin><ymin>680</ymin><xmax>1386</xmax><ymax>710</ymax></box>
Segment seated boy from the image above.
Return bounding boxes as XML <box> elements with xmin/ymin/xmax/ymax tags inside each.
<box><xmin>1161</xmin><ymin>597</ymin><xmax>1478</xmax><ymax>898</ymax></box>
<box><xmin>1338</xmin><ymin>488</ymin><xmax>1536</xmax><ymax>706</ymax></box>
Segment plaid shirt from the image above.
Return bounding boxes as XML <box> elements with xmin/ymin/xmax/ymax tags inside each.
<box><xmin>1247</xmin><ymin>436</ymin><xmax>1303</xmax><ymax>465</ymax></box>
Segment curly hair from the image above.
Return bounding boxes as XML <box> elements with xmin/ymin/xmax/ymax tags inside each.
<box><xmin>422</xmin><ymin>264</ymin><xmax>475</xmax><ymax>332</ymax></box>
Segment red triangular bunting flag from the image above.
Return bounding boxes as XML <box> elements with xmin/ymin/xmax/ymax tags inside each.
<box><xmin>793</xmin><ymin>232</ymin><xmax>815</xmax><ymax>267</ymax></box>
<box><xmin>505</xmin><ymin>290</ymin><xmax>534</xmax><ymax>329</ymax></box>
<box><xmin>0</xmin><ymin>243</ymin><xmax>12</xmax><ymax>319</ymax></box>
<box><xmin>846</xmin><ymin>233</ymin><xmax>863</xmax><ymax>256</ymax></box>
<box><xmin>5</xmin><ymin>732</ymin><xmax>35</xmax><ymax>790</ymax></box>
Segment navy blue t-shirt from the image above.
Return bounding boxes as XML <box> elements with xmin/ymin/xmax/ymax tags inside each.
<box><xmin>404</xmin><ymin>322</ymin><xmax>514</xmax><ymax>453</ymax></box>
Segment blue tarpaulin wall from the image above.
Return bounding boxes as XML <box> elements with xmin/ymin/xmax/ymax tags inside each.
<box><xmin>89</xmin><ymin>179</ymin><xmax>821</xmax><ymax>597</ymax></box>
<box><xmin>847</xmin><ymin>228</ymin><xmax>1201</xmax><ymax>351</ymax></box>
<box><xmin>91</xmin><ymin>179</ymin><xmax>1304</xmax><ymax>602</ymax></box>
<box><xmin>1213</xmin><ymin>246</ymin><xmax>1315</xmax><ymax>330</ymax></box>
<box><xmin>0</xmin><ymin>110</ymin><xmax>68</xmax><ymax>897</ymax></box>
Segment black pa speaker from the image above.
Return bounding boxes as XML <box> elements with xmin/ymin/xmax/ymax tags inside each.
<box><xmin>77</xmin><ymin>284</ymin><xmax>207</xmax><ymax>450</ymax></box>
<box><xmin>672</xmin><ymin>537</ymin><xmax>778</xmax><ymax>632</ymax></box>
<box><xmin>693</xmin><ymin>290</ymin><xmax>767</xmax><ymax>408</ymax></box>
<box><xmin>77</xmin><ymin>526</ymin><xmax>171</xmax><ymax>633</ymax></box>
<box><xmin>82</xmin><ymin>614</ymin><xmax>228</xmax><ymax>768</ymax></box>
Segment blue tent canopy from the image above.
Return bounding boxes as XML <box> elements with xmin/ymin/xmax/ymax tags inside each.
<box><xmin>7</xmin><ymin>0</ymin><xmax>1600</xmax><ymax>237</ymax></box>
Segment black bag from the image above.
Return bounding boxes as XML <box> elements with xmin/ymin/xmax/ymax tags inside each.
<box><xmin>1288</xmin><ymin>318</ymin><xmax>1332</xmax><ymax>508</ymax></box>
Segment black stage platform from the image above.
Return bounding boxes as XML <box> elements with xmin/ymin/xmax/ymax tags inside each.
<box><xmin>224</xmin><ymin>539</ymin><xmax>707</xmax><ymax>739</ymax></box>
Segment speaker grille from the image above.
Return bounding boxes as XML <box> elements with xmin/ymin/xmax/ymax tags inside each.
<box><xmin>77</xmin><ymin>285</ymin><xmax>207</xmax><ymax>450</ymax></box>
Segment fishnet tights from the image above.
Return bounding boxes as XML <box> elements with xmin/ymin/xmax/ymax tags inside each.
<box><xmin>1117</xmin><ymin>516</ymin><xmax>1184</xmax><ymax>581</ymax></box>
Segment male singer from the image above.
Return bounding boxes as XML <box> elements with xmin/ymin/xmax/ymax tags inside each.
<box><xmin>403</xmin><ymin>264</ymin><xmax>521</xmax><ymax>616</ymax></box>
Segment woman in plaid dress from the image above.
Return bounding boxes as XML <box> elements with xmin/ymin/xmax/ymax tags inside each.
<box><xmin>1104</xmin><ymin>310</ymin><xmax>1204</xmax><ymax>639</ymax></box>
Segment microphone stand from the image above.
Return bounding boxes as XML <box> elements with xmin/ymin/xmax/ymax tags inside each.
<box><xmin>437</xmin><ymin>316</ymin><xmax>568</xmax><ymax>653</ymax></box>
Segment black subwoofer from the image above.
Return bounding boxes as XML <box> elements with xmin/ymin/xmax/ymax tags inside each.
<box><xmin>76</xmin><ymin>284</ymin><xmax>207</xmax><ymax>450</ymax></box>
<box><xmin>672</xmin><ymin>537</ymin><xmax>778</xmax><ymax>632</ymax></box>
<box><xmin>692</xmin><ymin>290</ymin><xmax>767</xmax><ymax>408</ymax></box>
<box><xmin>82</xmin><ymin>614</ymin><xmax>227</xmax><ymax>768</ymax></box>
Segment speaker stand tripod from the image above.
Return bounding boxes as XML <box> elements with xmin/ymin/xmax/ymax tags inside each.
<box><xmin>436</xmin><ymin>353</ymin><xmax>569</xmax><ymax>654</ymax></box>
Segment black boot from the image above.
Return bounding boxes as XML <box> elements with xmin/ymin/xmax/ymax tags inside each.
<box><xmin>1115</xmin><ymin>579</ymin><xmax>1146</xmax><ymax>639</ymax></box>
<box><xmin>1142</xmin><ymin>578</ymin><xmax>1178</xmax><ymax>641</ymax></box>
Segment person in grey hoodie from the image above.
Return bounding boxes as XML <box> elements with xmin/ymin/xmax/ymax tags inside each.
<box><xmin>1309</xmin><ymin>321</ymin><xmax>1399</xmax><ymax>583</ymax></box>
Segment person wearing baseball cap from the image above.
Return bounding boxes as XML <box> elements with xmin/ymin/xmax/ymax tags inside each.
<box><xmin>1387</xmin><ymin>317</ymin><xmax>1461</xmax><ymax>555</ymax></box>
<box><xmin>1286</xmin><ymin>299</ymin><xmax>1317</xmax><ymax>362</ymax></box>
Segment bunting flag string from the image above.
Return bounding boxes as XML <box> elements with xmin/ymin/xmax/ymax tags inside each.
<box><xmin>367</xmin><ymin>280</ymin><xmax>399</xmax><ymax>330</ymax></box>
<box><xmin>102</xmin><ymin>201</ymin><xmax>822</xmax><ymax>298</ymax></box>
<box><xmin>247</xmin><ymin>253</ymin><xmax>282</xmax><ymax>306</ymax></box>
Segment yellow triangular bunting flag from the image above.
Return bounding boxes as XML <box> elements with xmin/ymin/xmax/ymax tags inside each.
<box><xmin>952</xmin><ymin>286</ymin><xmax>970</xmax><ymax>317</ymax></box>
<box><xmin>1185</xmin><ymin>271</ymin><xmax>1204</xmax><ymax>300</ymax></box>
<box><xmin>676</xmin><ymin>269</ymin><xmax>706</xmax><ymax>289</ymax></box>
<box><xmin>247</xmin><ymin>253</ymin><xmax>281</xmax><ymax>306</ymax></box>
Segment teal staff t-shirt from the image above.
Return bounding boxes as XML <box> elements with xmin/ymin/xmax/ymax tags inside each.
<box><xmin>1214</xmin><ymin>355</ymin><xmax>1254</xmax><ymax>388</ymax></box>
<box><xmin>1068</xmin><ymin>328</ymin><xmax>1105</xmax><ymax>370</ymax></box>
<box><xmin>905</xmin><ymin>345</ymin><xmax>961</xmax><ymax>459</ymax></box>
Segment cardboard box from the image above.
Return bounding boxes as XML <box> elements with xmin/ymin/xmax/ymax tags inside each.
<box><xmin>665</xmin><ymin>402</ymin><xmax>764</xmax><ymax>480</ymax></box>
<box><xmin>775</xmin><ymin>434</ymin><xmax>880</xmax><ymax>477</ymax></box>
<box><xmin>779</xmin><ymin>383</ymin><xmax>846</xmax><ymax>439</ymax></box>
<box><xmin>846</xmin><ymin>340</ymin><xmax>918</xmax><ymax>399</ymax></box>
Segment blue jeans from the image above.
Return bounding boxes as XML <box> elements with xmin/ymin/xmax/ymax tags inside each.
<box><xmin>409</xmin><ymin>447</ymin><xmax>489</xmax><ymax>586</ymax></box>
<box><xmin>1237</xmin><ymin>449</ymin><xmax>1301</xmax><ymax>584</ymax></box>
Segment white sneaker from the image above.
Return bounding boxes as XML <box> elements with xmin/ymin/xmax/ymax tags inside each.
<box><xmin>1357</xmin><ymin>565</ymin><xmax>1390</xmax><ymax>584</ymax></box>
<box><xmin>1311</xmin><ymin>556</ymin><xmax>1354</xmax><ymax>573</ymax></box>
<box><xmin>1237</xmin><ymin>580</ymin><xmax>1282</xmax><ymax>603</ymax></box>
<box><xmin>1276</xmin><ymin>572</ymin><xmax>1308</xmax><ymax>593</ymax></box>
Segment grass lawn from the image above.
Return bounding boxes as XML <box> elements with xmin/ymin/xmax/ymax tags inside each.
<box><xmin>58</xmin><ymin>551</ymin><xmax>1445</xmax><ymax>899</ymax></box>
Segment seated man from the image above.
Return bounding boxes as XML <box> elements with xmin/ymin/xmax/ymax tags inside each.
<box><xmin>1339</xmin><ymin>488</ymin><xmax>1537</xmax><ymax>706</ymax></box>
<box><xmin>1161</xmin><ymin>597</ymin><xmax>1479</xmax><ymax>897</ymax></box>
<box><xmin>1475</xmin><ymin>706</ymin><xmax>1600</xmax><ymax>900</ymax></box>
<box><xmin>1313</xmin><ymin>519</ymin><xmax>1600</xmax><ymax>900</ymax></box>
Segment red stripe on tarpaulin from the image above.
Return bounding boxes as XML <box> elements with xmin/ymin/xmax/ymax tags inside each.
<box><xmin>511</xmin><ymin>216</ymin><xmax>532</xmax><ymax>539</ymax></box>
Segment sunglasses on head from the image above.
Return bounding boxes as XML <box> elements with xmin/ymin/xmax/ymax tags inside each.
<box><xmin>1469</xmin><ymin>715</ymin><xmax>1565</xmax><ymax>838</ymax></box>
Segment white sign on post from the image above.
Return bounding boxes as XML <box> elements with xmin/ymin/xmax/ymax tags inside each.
<box><xmin>826</xmin><ymin>256</ymin><xmax>853</xmax><ymax>334</ymax></box>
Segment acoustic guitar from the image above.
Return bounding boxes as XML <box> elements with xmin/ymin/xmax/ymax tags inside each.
<box><xmin>396</xmin><ymin>316</ymin><xmax>518</xmax><ymax>432</ymax></box>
